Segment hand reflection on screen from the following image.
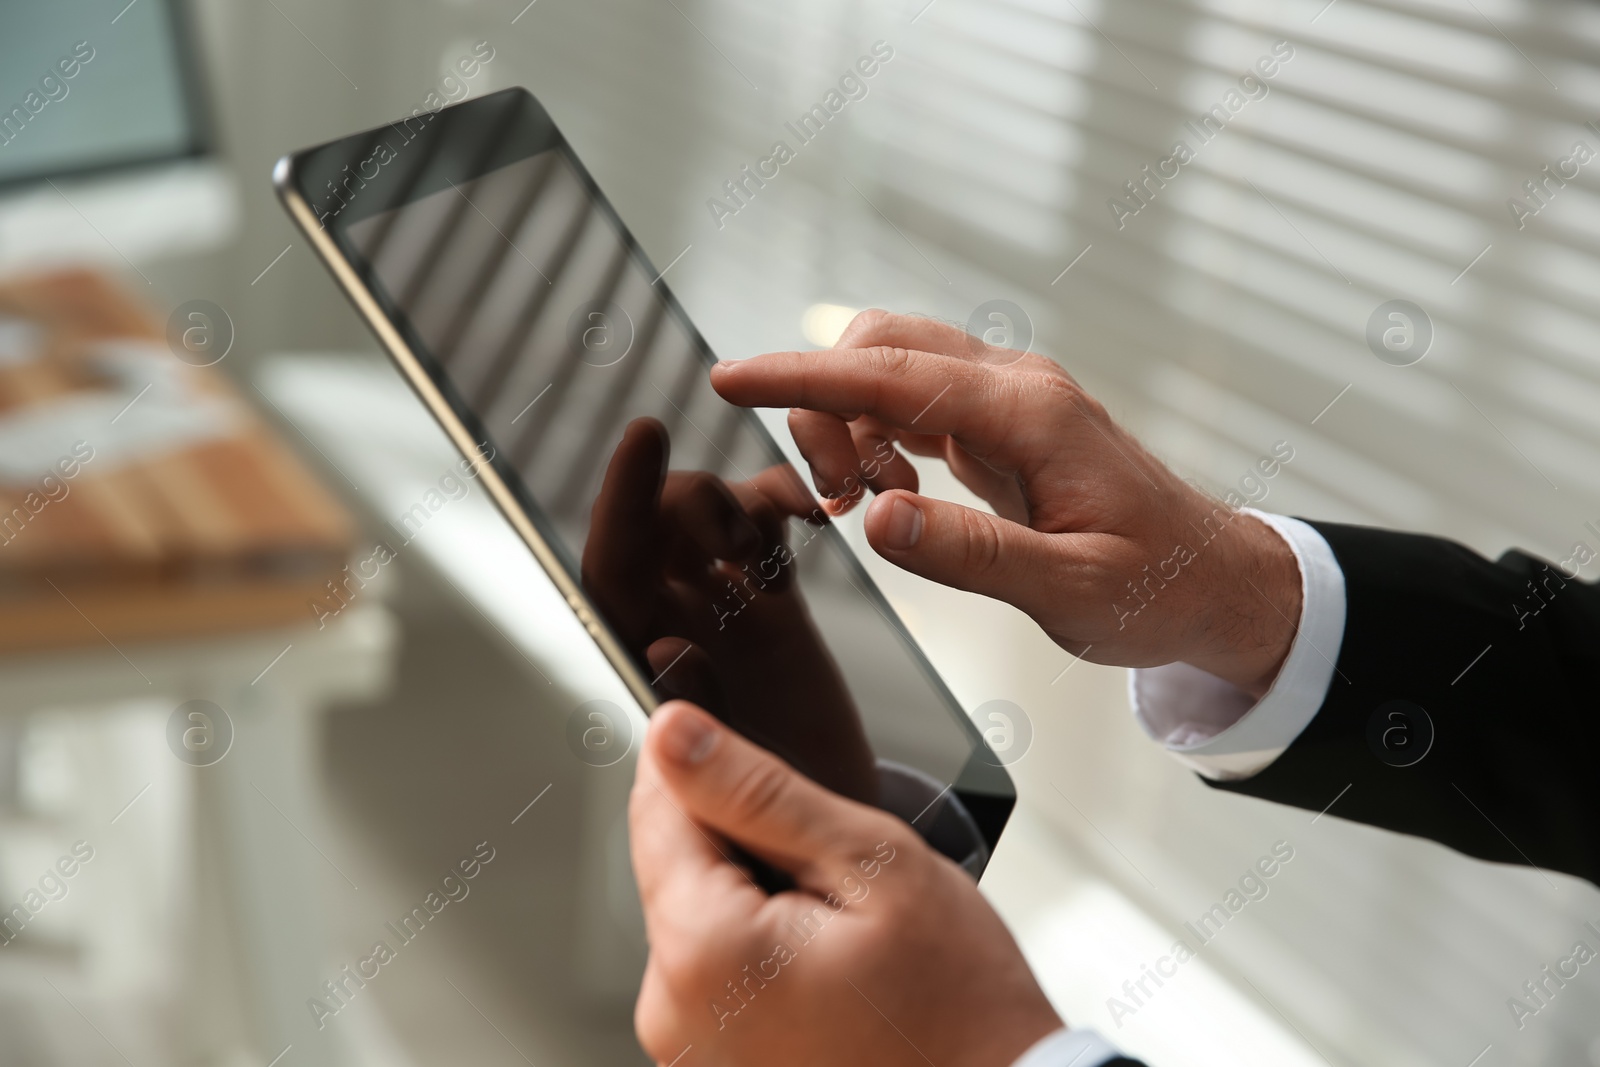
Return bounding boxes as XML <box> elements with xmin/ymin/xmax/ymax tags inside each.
<box><xmin>582</xmin><ymin>417</ymin><xmax>878</xmax><ymax>806</ymax></box>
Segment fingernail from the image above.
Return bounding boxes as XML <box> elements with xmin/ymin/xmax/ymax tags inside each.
<box><xmin>661</xmin><ymin>708</ymin><xmax>718</xmax><ymax>765</ymax></box>
<box><xmin>882</xmin><ymin>496</ymin><xmax>923</xmax><ymax>550</ymax></box>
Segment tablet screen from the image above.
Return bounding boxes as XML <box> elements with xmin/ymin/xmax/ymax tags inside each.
<box><xmin>290</xmin><ymin>88</ymin><xmax>1012</xmax><ymax>864</ymax></box>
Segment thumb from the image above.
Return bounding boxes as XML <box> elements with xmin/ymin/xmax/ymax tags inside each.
<box><xmin>643</xmin><ymin>701</ymin><xmax>887</xmax><ymax>885</ymax></box>
<box><xmin>863</xmin><ymin>490</ymin><xmax>1068</xmax><ymax>618</ymax></box>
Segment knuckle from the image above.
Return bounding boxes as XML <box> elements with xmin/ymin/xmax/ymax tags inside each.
<box><xmin>842</xmin><ymin>307</ymin><xmax>893</xmax><ymax>346</ymax></box>
<box><xmin>1032</xmin><ymin>368</ymin><xmax>1082</xmax><ymax>405</ymax></box>
<box><xmin>1020</xmin><ymin>372</ymin><xmax>1109</xmax><ymax>444</ymax></box>
<box><xmin>845</xmin><ymin>906</ymin><xmax>904</xmax><ymax>959</ymax></box>
<box><xmin>847</xmin><ymin>822</ymin><xmax>924</xmax><ymax>914</ymax></box>
<box><xmin>651</xmin><ymin>935</ymin><xmax>715</xmax><ymax>992</ymax></box>
<box><xmin>726</xmin><ymin>757</ymin><xmax>793</xmax><ymax>824</ymax></box>
<box><xmin>1012</xmin><ymin>351</ymin><xmax>1061</xmax><ymax>377</ymax></box>
<box><xmin>865</xmin><ymin>815</ymin><xmax>916</xmax><ymax>862</ymax></box>
<box><xmin>960</xmin><ymin>509</ymin><xmax>1005</xmax><ymax>574</ymax></box>
<box><xmin>1039</xmin><ymin>371</ymin><xmax>1102</xmax><ymax>419</ymax></box>
<box><xmin>1074</xmin><ymin>389</ymin><xmax>1108</xmax><ymax>422</ymax></box>
<box><xmin>864</xmin><ymin>344</ymin><xmax>913</xmax><ymax>378</ymax></box>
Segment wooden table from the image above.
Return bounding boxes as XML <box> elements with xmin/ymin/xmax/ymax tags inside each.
<box><xmin>0</xmin><ymin>268</ymin><xmax>352</xmax><ymax>651</ymax></box>
<box><xmin>0</xmin><ymin>269</ymin><xmax>394</xmax><ymax>1067</ymax></box>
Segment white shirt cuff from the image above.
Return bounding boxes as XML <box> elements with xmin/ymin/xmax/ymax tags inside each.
<box><xmin>1010</xmin><ymin>1027</ymin><xmax>1124</xmax><ymax>1067</ymax></box>
<box><xmin>1128</xmin><ymin>510</ymin><xmax>1346</xmax><ymax>781</ymax></box>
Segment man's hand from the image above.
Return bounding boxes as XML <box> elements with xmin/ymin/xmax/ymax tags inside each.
<box><xmin>709</xmin><ymin>309</ymin><xmax>1301</xmax><ymax>698</ymax></box>
<box><xmin>630</xmin><ymin>700</ymin><xmax>1062</xmax><ymax>1067</ymax></box>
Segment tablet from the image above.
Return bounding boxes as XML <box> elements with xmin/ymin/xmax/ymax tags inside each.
<box><xmin>274</xmin><ymin>87</ymin><xmax>1014</xmax><ymax>872</ymax></box>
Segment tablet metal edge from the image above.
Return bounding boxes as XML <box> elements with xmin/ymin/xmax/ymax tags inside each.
<box><xmin>276</xmin><ymin>170</ymin><xmax>662</xmax><ymax>721</ymax></box>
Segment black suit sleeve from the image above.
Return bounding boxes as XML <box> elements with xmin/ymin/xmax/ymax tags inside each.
<box><xmin>1209</xmin><ymin>520</ymin><xmax>1600</xmax><ymax>886</ymax></box>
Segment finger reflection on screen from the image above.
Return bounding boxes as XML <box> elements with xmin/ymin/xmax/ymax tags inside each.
<box><xmin>583</xmin><ymin>416</ymin><xmax>878</xmax><ymax>804</ymax></box>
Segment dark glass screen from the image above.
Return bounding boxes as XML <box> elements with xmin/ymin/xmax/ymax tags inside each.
<box><xmin>292</xmin><ymin>89</ymin><xmax>1013</xmax><ymax>861</ymax></box>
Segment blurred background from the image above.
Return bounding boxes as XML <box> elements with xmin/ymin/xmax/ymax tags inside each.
<box><xmin>1</xmin><ymin>0</ymin><xmax>1598</xmax><ymax>1064</ymax></box>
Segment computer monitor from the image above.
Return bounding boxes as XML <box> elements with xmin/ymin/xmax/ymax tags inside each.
<box><xmin>0</xmin><ymin>0</ymin><xmax>209</xmax><ymax>189</ymax></box>
<box><xmin>0</xmin><ymin>0</ymin><xmax>230</xmax><ymax>274</ymax></box>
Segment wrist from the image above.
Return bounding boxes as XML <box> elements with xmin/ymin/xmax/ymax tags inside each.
<box><xmin>1183</xmin><ymin>507</ymin><xmax>1301</xmax><ymax>699</ymax></box>
<box><xmin>965</xmin><ymin>1005</ymin><xmax>1067</xmax><ymax>1067</ymax></box>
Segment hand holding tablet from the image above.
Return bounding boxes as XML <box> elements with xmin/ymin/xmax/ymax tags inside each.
<box><xmin>630</xmin><ymin>701</ymin><xmax>1063</xmax><ymax>1067</ymax></box>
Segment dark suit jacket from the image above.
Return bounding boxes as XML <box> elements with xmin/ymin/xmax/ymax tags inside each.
<box><xmin>1028</xmin><ymin>522</ymin><xmax>1595</xmax><ymax>1067</ymax></box>
<box><xmin>1212</xmin><ymin>520</ymin><xmax>1600</xmax><ymax>887</ymax></box>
